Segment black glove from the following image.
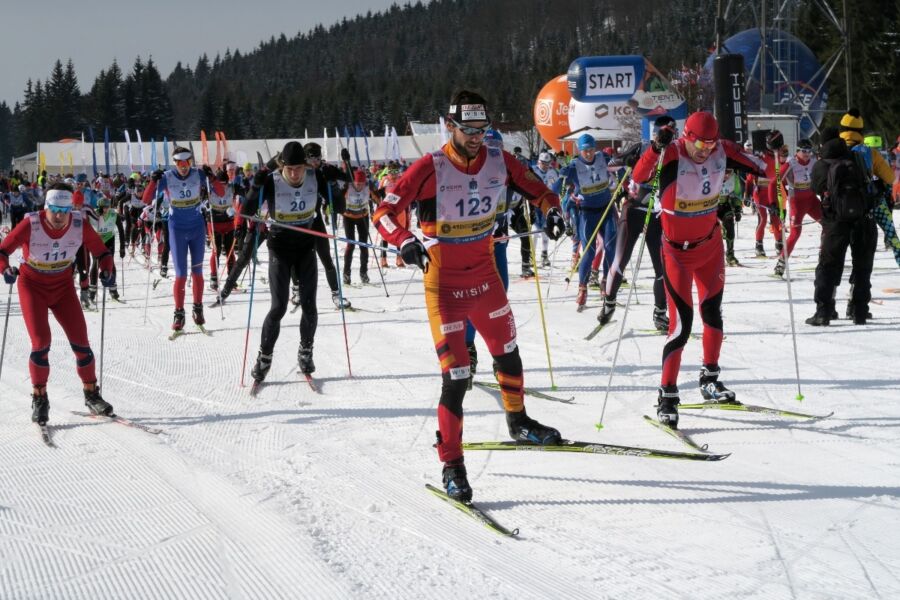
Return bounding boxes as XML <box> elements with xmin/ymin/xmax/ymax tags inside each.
<box><xmin>99</xmin><ymin>269</ymin><xmax>116</xmax><ymax>287</ymax></box>
<box><xmin>127</xmin><ymin>179</ymin><xmax>136</xmax><ymax>189</ymax></box>
<box><xmin>400</xmin><ymin>237</ymin><xmax>429</xmax><ymax>271</ymax></box>
<box><xmin>2</xmin><ymin>266</ymin><xmax>18</xmax><ymax>285</ymax></box>
<box><xmin>151</xmin><ymin>169</ymin><xmax>164</xmax><ymax>182</ymax></box>
<box><xmin>544</xmin><ymin>207</ymin><xmax>565</xmax><ymax>240</ymax></box>
<box><xmin>734</xmin><ymin>209</ymin><xmax>742</xmax><ymax>222</ymax></box>
<box><xmin>202</xmin><ymin>165</ymin><xmax>214</xmax><ymax>179</ymax></box>
<box><xmin>340</xmin><ymin>148</ymin><xmax>351</xmax><ymax>162</ymax></box>
<box><xmin>652</xmin><ymin>126</ymin><xmax>675</xmax><ymax>152</ymax></box>
<box><xmin>253</xmin><ymin>169</ymin><xmax>269</xmax><ymax>187</ymax></box>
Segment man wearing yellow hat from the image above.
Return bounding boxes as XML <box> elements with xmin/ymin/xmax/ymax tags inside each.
<box><xmin>839</xmin><ymin>109</ymin><xmax>900</xmax><ymax>270</ymax></box>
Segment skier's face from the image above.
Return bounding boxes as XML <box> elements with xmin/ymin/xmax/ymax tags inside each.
<box><xmin>282</xmin><ymin>164</ymin><xmax>305</xmax><ymax>186</ymax></box>
<box><xmin>685</xmin><ymin>138</ymin><xmax>716</xmax><ymax>164</ymax></box>
<box><xmin>45</xmin><ymin>206</ymin><xmax>71</xmax><ymax>230</ymax></box>
<box><xmin>449</xmin><ymin>119</ymin><xmax>489</xmax><ymax>159</ymax></box>
<box><xmin>175</xmin><ymin>159</ymin><xmax>191</xmax><ymax>177</ymax></box>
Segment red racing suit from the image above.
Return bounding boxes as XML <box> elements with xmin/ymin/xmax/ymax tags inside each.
<box><xmin>775</xmin><ymin>155</ymin><xmax>821</xmax><ymax>258</ymax></box>
<box><xmin>374</xmin><ymin>142</ymin><xmax>559</xmax><ymax>462</ymax></box>
<box><xmin>753</xmin><ymin>152</ymin><xmax>784</xmax><ymax>244</ymax></box>
<box><xmin>0</xmin><ymin>211</ymin><xmax>114</xmax><ymax>387</ymax></box>
<box><xmin>633</xmin><ymin>139</ymin><xmax>765</xmax><ymax>391</ymax></box>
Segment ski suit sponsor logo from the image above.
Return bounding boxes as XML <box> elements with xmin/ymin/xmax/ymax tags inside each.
<box><xmin>384</xmin><ymin>192</ymin><xmax>402</xmax><ymax>205</ymax></box>
<box><xmin>489</xmin><ymin>304</ymin><xmax>511</xmax><ymax>319</ymax></box>
<box><xmin>450</xmin><ymin>282</ymin><xmax>490</xmax><ymax>299</ymax></box>
<box><xmin>440</xmin><ymin>321</ymin><xmax>465</xmax><ymax>334</ymax></box>
<box><xmin>449</xmin><ymin>366</ymin><xmax>471</xmax><ymax>380</ymax></box>
<box><xmin>503</xmin><ymin>339</ymin><xmax>517</xmax><ymax>354</ymax></box>
<box><xmin>378</xmin><ymin>214</ymin><xmax>397</xmax><ymax>233</ymax></box>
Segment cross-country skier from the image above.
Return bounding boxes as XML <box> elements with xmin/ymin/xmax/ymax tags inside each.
<box><xmin>773</xmin><ymin>138</ymin><xmax>820</xmax><ymax>277</ymax></box>
<box><xmin>208</xmin><ymin>169</ymin><xmax>237</xmax><ymax>291</ymax></box>
<box><xmin>631</xmin><ymin>111</ymin><xmax>765</xmax><ymax>429</ymax></box>
<box><xmin>374</xmin><ymin>90</ymin><xmax>566</xmax><ymax>502</ymax></box>
<box><xmin>244</xmin><ymin>142</ymin><xmax>346</xmax><ymax>384</ymax></box>
<box><xmin>750</xmin><ymin>133</ymin><xmax>786</xmax><ymax>258</ymax></box>
<box><xmin>142</xmin><ymin>146</ymin><xmax>225</xmax><ymax>332</ymax></box>
<box><xmin>556</xmin><ymin>133</ymin><xmax>617</xmax><ymax>309</ymax></box>
<box><xmin>342</xmin><ymin>169</ymin><xmax>377</xmax><ymax>285</ymax></box>
<box><xmin>88</xmin><ymin>195</ymin><xmax>125</xmax><ymax>301</ymax></box>
<box><xmin>0</xmin><ymin>183</ymin><xmax>116</xmax><ymax>425</ymax></box>
<box><xmin>531</xmin><ymin>151</ymin><xmax>559</xmax><ymax>267</ymax></box>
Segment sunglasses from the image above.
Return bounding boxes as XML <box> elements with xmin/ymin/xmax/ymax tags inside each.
<box><xmin>798</xmin><ymin>148</ymin><xmax>812</xmax><ymax>154</ymax></box>
<box><xmin>175</xmin><ymin>159</ymin><xmax>191</xmax><ymax>166</ymax></box>
<box><xmin>690</xmin><ymin>138</ymin><xmax>718</xmax><ymax>150</ymax></box>
<box><xmin>450</xmin><ymin>119</ymin><xmax>491</xmax><ymax>136</ymax></box>
<box><xmin>48</xmin><ymin>205</ymin><xmax>72</xmax><ymax>214</ymax></box>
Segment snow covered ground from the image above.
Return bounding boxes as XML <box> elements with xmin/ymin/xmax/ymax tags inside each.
<box><xmin>1</xmin><ymin>214</ymin><xmax>899</xmax><ymax>599</ymax></box>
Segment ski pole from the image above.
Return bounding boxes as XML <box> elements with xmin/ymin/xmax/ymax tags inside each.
<box><xmin>597</xmin><ymin>152</ymin><xmax>665</xmax><ymax>430</ymax></box>
<box><xmin>397</xmin><ymin>266</ymin><xmax>419</xmax><ymax>307</ymax></box>
<box><xmin>0</xmin><ymin>282</ymin><xmax>14</xmax><ymax>382</ymax></box>
<box><xmin>99</xmin><ymin>286</ymin><xmax>107</xmax><ymax>390</ymax></box>
<box><xmin>327</xmin><ymin>184</ymin><xmax>353</xmax><ymax>377</ymax></box>
<box><xmin>242</xmin><ymin>214</ymin><xmax>401</xmax><ymax>254</ymax></box>
<box><xmin>523</xmin><ymin>204</ymin><xmax>556</xmax><ymax>389</ymax></box>
<box><xmin>239</xmin><ymin>225</ymin><xmax>261</xmax><ymax>387</ymax></box>
<box><xmin>564</xmin><ymin>167</ymin><xmax>631</xmax><ymax>285</ymax></box>
<box><xmin>120</xmin><ymin>252</ymin><xmax>125</xmax><ymax>299</ymax></box>
<box><xmin>775</xmin><ymin>158</ymin><xmax>804</xmax><ymax>401</ymax></box>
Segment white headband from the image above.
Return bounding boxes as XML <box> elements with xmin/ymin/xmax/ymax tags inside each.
<box><xmin>45</xmin><ymin>189</ymin><xmax>74</xmax><ymax>208</ymax></box>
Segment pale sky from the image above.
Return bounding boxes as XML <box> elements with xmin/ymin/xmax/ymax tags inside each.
<box><xmin>1</xmin><ymin>1</ymin><xmax>409</xmax><ymax>106</ymax></box>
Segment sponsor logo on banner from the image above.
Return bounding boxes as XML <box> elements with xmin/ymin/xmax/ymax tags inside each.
<box><xmin>594</xmin><ymin>104</ymin><xmax>609</xmax><ymax>119</ymax></box>
<box><xmin>535</xmin><ymin>99</ymin><xmax>553</xmax><ymax>125</ymax></box>
<box><xmin>585</xmin><ymin>66</ymin><xmax>636</xmax><ymax>96</ymax></box>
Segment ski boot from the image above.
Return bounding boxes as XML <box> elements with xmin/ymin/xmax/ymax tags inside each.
<box><xmin>588</xmin><ymin>269</ymin><xmax>601</xmax><ymax>289</ymax></box>
<box><xmin>506</xmin><ymin>410</ymin><xmax>562</xmax><ymax>445</ymax></box>
<box><xmin>521</xmin><ymin>264</ymin><xmax>534</xmax><ymax>278</ymax></box>
<box><xmin>160</xmin><ymin>264</ymin><xmax>168</xmax><ymax>278</ymax></box>
<box><xmin>726</xmin><ymin>252</ymin><xmax>740</xmax><ymax>267</ymax></box>
<box><xmin>597</xmin><ymin>297</ymin><xmax>616</xmax><ymax>326</ymax></box>
<box><xmin>755</xmin><ymin>241</ymin><xmax>765</xmax><ymax>257</ymax></box>
<box><xmin>89</xmin><ymin>285</ymin><xmax>97</xmax><ymax>304</ymax></box>
<box><xmin>332</xmin><ymin>291</ymin><xmax>351</xmax><ymax>309</ymax></box>
<box><xmin>291</xmin><ymin>284</ymin><xmax>301</xmax><ymax>307</ymax></box>
<box><xmin>466</xmin><ymin>343</ymin><xmax>478</xmax><ymax>390</ymax></box>
<box><xmin>31</xmin><ymin>390</ymin><xmax>50</xmax><ymax>425</ymax></box>
<box><xmin>298</xmin><ymin>344</ymin><xmax>315</xmax><ymax>374</ymax></box>
<box><xmin>575</xmin><ymin>285</ymin><xmax>587</xmax><ymax>311</ymax></box>
<box><xmin>540</xmin><ymin>251</ymin><xmax>550</xmax><ymax>268</ymax></box>
<box><xmin>699</xmin><ymin>365</ymin><xmax>737</xmax><ymax>403</ymax></box>
<box><xmin>251</xmin><ymin>351</ymin><xmax>272</xmax><ymax>382</ymax></box>
<box><xmin>656</xmin><ymin>386</ymin><xmax>680</xmax><ymax>429</ymax></box>
<box><xmin>342</xmin><ymin>272</ymin><xmax>351</xmax><ymax>285</ymax></box>
<box><xmin>442</xmin><ymin>458</ymin><xmax>472</xmax><ymax>503</ymax></box>
<box><xmin>172</xmin><ymin>308</ymin><xmax>186</xmax><ymax>331</ymax></box>
<box><xmin>653</xmin><ymin>306</ymin><xmax>669</xmax><ymax>333</ymax></box>
<box><xmin>192</xmin><ymin>303</ymin><xmax>205</xmax><ymax>326</ymax></box>
<box><xmin>80</xmin><ymin>288</ymin><xmax>92</xmax><ymax>309</ymax></box>
<box><xmin>805</xmin><ymin>312</ymin><xmax>830</xmax><ymax>326</ymax></box>
<box><xmin>109</xmin><ymin>287</ymin><xmax>120</xmax><ymax>301</ymax></box>
<box><xmin>773</xmin><ymin>257</ymin><xmax>785</xmax><ymax>277</ymax></box>
<box><xmin>209</xmin><ymin>274</ymin><xmax>218</xmax><ymax>291</ymax></box>
<box><xmin>360</xmin><ymin>271</ymin><xmax>370</xmax><ymax>284</ymax></box>
<box><xmin>84</xmin><ymin>386</ymin><xmax>114</xmax><ymax>416</ymax></box>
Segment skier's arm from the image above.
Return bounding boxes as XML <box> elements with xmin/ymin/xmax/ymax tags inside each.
<box><xmin>723</xmin><ymin>140</ymin><xmax>767</xmax><ymax>178</ymax></box>
<box><xmin>241</xmin><ymin>174</ymin><xmax>273</xmax><ymax>217</ymax></box>
<box><xmin>0</xmin><ymin>218</ymin><xmax>32</xmax><ymax>270</ymax></box>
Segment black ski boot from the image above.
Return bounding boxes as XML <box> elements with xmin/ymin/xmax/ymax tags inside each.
<box><xmin>726</xmin><ymin>252</ymin><xmax>740</xmax><ymax>267</ymax></box>
<box><xmin>251</xmin><ymin>351</ymin><xmax>272</xmax><ymax>382</ymax></box>
<box><xmin>521</xmin><ymin>264</ymin><xmax>534</xmax><ymax>278</ymax></box>
<box><xmin>597</xmin><ymin>297</ymin><xmax>616</xmax><ymax>326</ymax></box>
<box><xmin>699</xmin><ymin>364</ymin><xmax>737</xmax><ymax>403</ymax></box>
<box><xmin>656</xmin><ymin>386</ymin><xmax>680</xmax><ymax>429</ymax></box>
<box><xmin>342</xmin><ymin>272</ymin><xmax>351</xmax><ymax>285</ymax></box>
<box><xmin>506</xmin><ymin>410</ymin><xmax>561</xmax><ymax>444</ymax></box>
<box><xmin>466</xmin><ymin>343</ymin><xmax>478</xmax><ymax>389</ymax></box>
<box><xmin>332</xmin><ymin>291</ymin><xmax>351</xmax><ymax>309</ymax></box>
<box><xmin>192</xmin><ymin>303</ymin><xmax>205</xmax><ymax>326</ymax></box>
<box><xmin>442</xmin><ymin>458</ymin><xmax>473</xmax><ymax>503</ymax></box>
<box><xmin>209</xmin><ymin>274</ymin><xmax>218</xmax><ymax>291</ymax></box>
<box><xmin>805</xmin><ymin>312</ymin><xmax>830</xmax><ymax>326</ymax></box>
<box><xmin>653</xmin><ymin>306</ymin><xmax>669</xmax><ymax>333</ymax></box>
<box><xmin>298</xmin><ymin>344</ymin><xmax>315</xmax><ymax>374</ymax></box>
<box><xmin>360</xmin><ymin>271</ymin><xmax>370</xmax><ymax>284</ymax></box>
<box><xmin>172</xmin><ymin>308</ymin><xmax>186</xmax><ymax>331</ymax></box>
<box><xmin>109</xmin><ymin>287</ymin><xmax>120</xmax><ymax>301</ymax></box>
<box><xmin>588</xmin><ymin>269</ymin><xmax>601</xmax><ymax>288</ymax></box>
<box><xmin>755</xmin><ymin>241</ymin><xmax>765</xmax><ymax>257</ymax></box>
<box><xmin>84</xmin><ymin>386</ymin><xmax>114</xmax><ymax>416</ymax></box>
<box><xmin>774</xmin><ymin>257</ymin><xmax>785</xmax><ymax>277</ymax></box>
<box><xmin>160</xmin><ymin>264</ymin><xmax>168</xmax><ymax>278</ymax></box>
<box><xmin>31</xmin><ymin>390</ymin><xmax>50</xmax><ymax>425</ymax></box>
<box><xmin>540</xmin><ymin>251</ymin><xmax>550</xmax><ymax>268</ymax></box>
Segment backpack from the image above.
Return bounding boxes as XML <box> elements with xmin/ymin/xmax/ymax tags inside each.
<box><xmin>824</xmin><ymin>154</ymin><xmax>870</xmax><ymax>221</ymax></box>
